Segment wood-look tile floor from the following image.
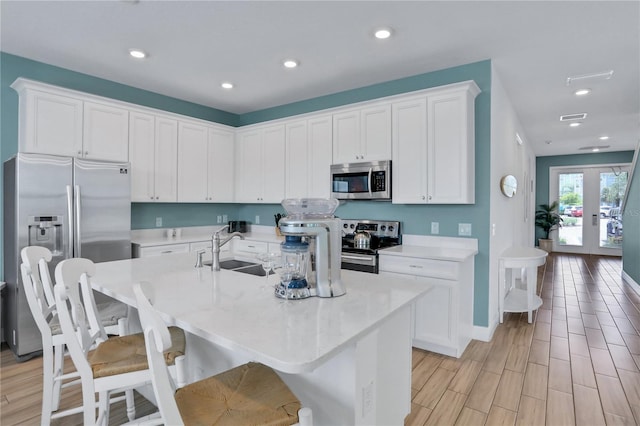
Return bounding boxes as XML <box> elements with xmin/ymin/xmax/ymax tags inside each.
<box><xmin>1</xmin><ymin>254</ymin><xmax>638</xmax><ymax>425</ymax></box>
<box><xmin>407</xmin><ymin>253</ymin><xmax>640</xmax><ymax>426</ymax></box>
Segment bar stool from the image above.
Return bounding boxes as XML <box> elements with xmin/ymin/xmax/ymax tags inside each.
<box><xmin>133</xmin><ymin>281</ymin><xmax>313</xmax><ymax>426</ymax></box>
<box><xmin>499</xmin><ymin>246</ymin><xmax>548</xmax><ymax>323</ymax></box>
<box><xmin>53</xmin><ymin>258</ymin><xmax>187</xmax><ymax>425</ymax></box>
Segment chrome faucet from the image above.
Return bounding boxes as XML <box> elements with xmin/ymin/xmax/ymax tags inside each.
<box><xmin>211</xmin><ymin>224</ymin><xmax>245</xmax><ymax>271</ymax></box>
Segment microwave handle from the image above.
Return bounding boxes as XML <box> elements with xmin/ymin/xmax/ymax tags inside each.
<box><xmin>368</xmin><ymin>167</ymin><xmax>373</xmax><ymax>197</ymax></box>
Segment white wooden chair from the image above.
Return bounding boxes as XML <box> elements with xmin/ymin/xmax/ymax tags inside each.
<box><xmin>133</xmin><ymin>281</ymin><xmax>313</xmax><ymax>426</ymax></box>
<box><xmin>53</xmin><ymin>258</ymin><xmax>187</xmax><ymax>425</ymax></box>
<box><xmin>20</xmin><ymin>246</ymin><xmax>82</xmax><ymax>424</ymax></box>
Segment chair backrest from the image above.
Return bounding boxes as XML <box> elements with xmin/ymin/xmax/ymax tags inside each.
<box><xmin>20</xmin><ymin>246</ymin><xmax>55</xmax><ymax>337</ymax></box>
<box><xmin>133</xmin><ymin>282</ymin><xmax>184</xmax><ymax>426</ymax></box>
<box><xmin>53</xmin><ymin>258</ymin><xmax>108</xmax><ymax>373</ymax></box>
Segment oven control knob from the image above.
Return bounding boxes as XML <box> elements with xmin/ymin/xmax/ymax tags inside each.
<box><xmin>380</xmin><ymin>225</ymin><xmax>386</xmax><ymax>231</ymax></box>
<box><xmin>388</xmin><ymin>226</ymin><xmax>394</xmax><ymax>232</ymax></box>
<box><xmin>350</xmin><ymin>224</ymin><xmax>355</xmax><ymax>229</ymax></box>
<box><xmin>343</xmin><ymin>223</ymin><xmax>349</xmax><ymax>229</ymax></box>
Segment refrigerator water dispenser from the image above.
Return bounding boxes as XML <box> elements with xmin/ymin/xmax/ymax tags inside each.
<box><xmin>28</xmin><ymin>216</ymin><xmax>63</xmax><ymax>256</ymax></box>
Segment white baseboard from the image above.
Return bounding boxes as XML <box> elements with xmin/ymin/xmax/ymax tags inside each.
<box><xmin>622</xmin><ymin>270</ymin><xmax>640</xmax><ymax>296</ymax></box>
<box><xmin>472</xmin><ymin>320</ymin><xmax>499</xmax><ymax>342</ymax></box>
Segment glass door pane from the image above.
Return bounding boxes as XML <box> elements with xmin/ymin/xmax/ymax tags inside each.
<box><xmin>599</xmin><ymin>170</ymin><xmax>628</xmax><ymax>249</ymax></box>
<box><xmin>558</xmin><ymin>172</ymin><xmax>583</xmax><ymax>247</ymax></box>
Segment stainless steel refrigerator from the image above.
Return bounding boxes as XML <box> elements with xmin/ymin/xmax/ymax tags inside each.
<box><xmin>3</xmin><ymin>153</ymin><xmax>131</xmax><ymax>359</ymax></box>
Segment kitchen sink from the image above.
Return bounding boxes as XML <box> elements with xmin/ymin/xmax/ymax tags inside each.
<box><xmin>203</xmin><ymin>259</ymin><xmax>273</xmax><ymax>277</ymax></box>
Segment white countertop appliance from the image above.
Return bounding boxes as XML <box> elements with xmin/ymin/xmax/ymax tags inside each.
<box><xmin>341</xmin><ymin>219</ymin><xmax>401</xmax><ymax>274</ymax></box>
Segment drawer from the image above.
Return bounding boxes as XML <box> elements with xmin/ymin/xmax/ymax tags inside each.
<box><xmin>233</xmin><ymin>239</ymin><xmax>269</xmax><ymax>254</ymax></box>
<box><xmin>136</xmin><ymin>243</ymin><xmax>190</xmax><ymax>258</ymax></box>
<box><xmin>379</xmin><ymin>255</ymin><xmax>459</xmax><ymax>280</ymax></box>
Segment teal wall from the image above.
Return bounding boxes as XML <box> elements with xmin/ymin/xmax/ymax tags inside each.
<box><xmin>1</xmin><ymin>52</ymin><xmax>493</xmax><ymax>327</ymax></box>
<box><xmin>535</xmin><ymin>151</ymin><xmax>636</xmax><ymax>243</ymax></box>
<box><xmin>622</xmin><ymin>157</ymin><xmax>639</xmax><ymax>285</ymax></box>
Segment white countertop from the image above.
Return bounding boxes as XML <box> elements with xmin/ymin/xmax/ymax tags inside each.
<box><xmin>92</xmin><ymin>253</ymin><xmax>429</xmax><ymax>374</ymax></box>
<box><xmin>379</xmin><ymin>244</ymin><xmax>478</xmax><ymax>262</ymax></box>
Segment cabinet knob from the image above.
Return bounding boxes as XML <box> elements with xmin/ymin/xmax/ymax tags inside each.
<box><xmin>84</xmin><ymin>151</ymin><xmax>89</xmax><ymax>156</ymax></box>
<box><xmin>150</xmin><ymin>196</ymin><xmax>154</xmax><ymax>200</ymax></box>
<box><xmin>156</xmin><ymin>196</ymin><xmax>159</xmax><ymax>200</ymax></box>
<box><xmin>422</xmin><ymin>195</ymin><xmax>426</xmax><ymax>200</ymax></box>
<box><xmin>428</xmin><ymin>195</ymin><xmax>432</xmax><ymax>201</ymax></box>
<box><xmin>78</xmin><ymin>150</ymin><xmax>82</xmax><ymax>155</ymax></box>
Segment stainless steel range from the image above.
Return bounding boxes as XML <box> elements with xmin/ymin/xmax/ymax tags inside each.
<box><xmin>340</xmin><ymin>219</ymin><xmax>401</xmax><ymax>274</ymax></box>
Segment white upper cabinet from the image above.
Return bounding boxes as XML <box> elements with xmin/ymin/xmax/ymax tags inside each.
<box><xmin>236</xmin><ymin>124</ymin><xmax>285</xmax><ymax>203</ymax></box>
<box><xmin>285</xmin><ymin>114</ymin><xmax>332</xmax><ymax>199</ymax></box>
<box><xmin>332</xmin><ymin>103</ymin><xmax>391</xmax><ymax>164</ymax></box>
<box><xmin>129</xmin><ymin>111</ymin><xmax>178</xmax><ymax>202</ymax></box>
<box><xmin>83</xmin><ymin>101</ymin><xmax>129</xmax><ymax>162</ymax></box>
<box><xmin>177</xmin><ymin>121</ymin><xmax>235</xmax><ymax>203</ymax></box>
<box><xmin>16</xmin><ymin>89</ymin><xmax>83</xmax><ymax>157</ymax></box>
<box><xmin>12</xmin><ymin>79</ymin><xmax>129</xmax><ymax>162</ymax></box>
<box><xmin>177</xmin><ymin>121</ymin><xmax>209</xmax><ymax>202</ymax></box>
<box><xmin>392</xmin><ymin>97</ymin><xmax>428</xmax><ymax>204</ymax></box>
<box><xmin>392</xmin><ymin>81</ymin><xmax>479</xmax><ymax>204</ymax></box>
<box><xmin>207</xmin><ymin>127</ymin><xmax>235</xmax><ymax>202</ymax></box>
<box><xmin>426</xmin><ymin>83</ymin><xmax>478</xmax><ymax>204</ymax></box>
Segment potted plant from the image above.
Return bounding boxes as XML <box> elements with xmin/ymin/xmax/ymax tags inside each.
<box><xmin>535</xmin><ymin>201</ymin><xmax>563</xmax><ymax>253</ymax></box>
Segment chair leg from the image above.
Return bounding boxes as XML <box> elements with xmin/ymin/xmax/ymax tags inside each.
<box><xmin>125</xmin><ymin>389</ymin><xmax>136</xmax><ymax>421</ymax></box>
<box><xmin>51</xmin><ymin>343</ymin><xmax>65</xmax><ymax>410</ymax></box>
<box><xmin>97</xmin><ymin>390</ymin><xmax>111</xmax><ymax>426</ymax></box>
<box><xmin>298</xmin><ymin>407</ymin><xmax>313</xmax><ymax>426</ymax></box>
<box><xmin>175</xmin><ymin>355</ymin><xmax>187</xmax><ymax>387</ymax></box>
<box><xmin>41</xmin><ymin>343</ymin><xmax>55</xmax><ymax>425</ymax></box>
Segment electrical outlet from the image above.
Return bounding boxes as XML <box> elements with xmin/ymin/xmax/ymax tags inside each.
<box><xmin>255</xmin><ymin>215</ymin><xmax>260</xmax><ymax>224</ymax></box>
<box><xmin>431</xmin><ymin>222</ymin><xmax>439</xmax><ymax>234</ymax></box>
<box><xmin>458</xmin><ymin>223</ymin><xmax>472</xmax><ymax>236</ymax></box>
<box><xmin>492</xmin><ymin>223</ymin><xmax>496</xmax><ymax>236</ymax></box>
<box><xmin>155</xmin><ymin>217</ymin><xmax>162</xmax><ymax>227</ymax></box>
<box><xmin>216</xmin><ymin>215</ymin><xmax>222</xmax><ymax>224</ymax></box>
<box><xmin>362</xmin><ymin>380</ymin><xmax>374</xmax><ymax>417</ymax></box>
<box><xmin>222</xmin><ymin>214</ymin><xmax>228</xmax><ymax>222</ymax></box>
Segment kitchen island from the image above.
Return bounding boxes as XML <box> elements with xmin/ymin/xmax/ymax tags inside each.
<box><xmin>91</xmin><ymin>252</ymin><xmax>431</xmax><ymax>425</ymax></box>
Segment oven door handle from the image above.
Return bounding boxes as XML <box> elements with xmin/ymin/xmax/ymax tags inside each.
<box><xmin>342</xmin><ymin>254</ymin><xmax>376</xmax><ymax>261</ymax></box>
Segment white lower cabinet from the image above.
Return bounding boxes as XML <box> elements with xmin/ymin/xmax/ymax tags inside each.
<box><xmin>379</xmin><ymin>252</ymin><xmax>474</xmax><ymax>358</ymax></box>
<box><xmin>133</xmin><ymin>243</ymin><xmax>190</xmax><ymax>258</ymax></box>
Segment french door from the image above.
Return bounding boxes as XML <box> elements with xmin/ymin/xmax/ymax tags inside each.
<box><xmin>550</xmin><ymin>164</ymin><xmax>629</xmax><ymax>256</ymax></box>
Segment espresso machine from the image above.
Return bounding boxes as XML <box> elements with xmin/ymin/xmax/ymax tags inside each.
<box><xmin>277</xmin><ymin>199</ymin><xmax>345</xmax><ymax>299</ymax></box>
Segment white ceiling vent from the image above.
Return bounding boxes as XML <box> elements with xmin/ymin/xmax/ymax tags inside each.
<box><xmin>579</xmin><ymin>145</ymin><xmax>610</xmax><ymax>150</ymax></box>
<box><xmin>560</xmin><ymin>113</ymin><xmax>587</xmax><ymax>121</ymax></box>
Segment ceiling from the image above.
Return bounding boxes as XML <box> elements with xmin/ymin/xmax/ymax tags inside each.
<box><xmin>1</xmin><ymin>1</ymin><xmax>638</xmax><ymax>157</ymax></box>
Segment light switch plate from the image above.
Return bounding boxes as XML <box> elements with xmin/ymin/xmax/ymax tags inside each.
<box><xmin>431</xmin><ymin>222</ymin><xmax>440</xmax><ymax>234</ymax></box>
<box><xmin>216</xmin><ymin>215</ymin><xmax>222</xmax><ymax>224</ymax></box>
<box><xmin>458</xmin><ymin>223</ymin><xmax>472</xmax><ymax>236</ymax></box>
<box><xmin>222</xmin><ymin>214</ymin><xmax>228</xmax><ymax>222</ymax></box>
<box><xmin>155</xmin><ymin>217</ymin><xmax>162</xmax><ymax>227</ymax></box>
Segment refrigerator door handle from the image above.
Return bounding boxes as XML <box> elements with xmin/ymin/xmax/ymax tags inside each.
<box><xmin>66</xmin><ymin>185</ymin><xmax>74</xmax><ymax>259</ymax></box>
<box><xmin>74</xmin><ymin>185</ymin><xmax>81</xmax><ymax>258</ymax></box>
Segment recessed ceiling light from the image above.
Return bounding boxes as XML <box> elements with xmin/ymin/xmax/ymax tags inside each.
<box><xmin>574</xmin><ymin>89</ymin><xmax>591</xmax><ymax>96</ymax></box>
<box><xmin>545</xmin><ymin>140</ymin><xmax>553</xmax><ymax>145</ymax></box>
<box><xmin>221</xmin><ymin>82</ymin><xmax>233</xmax><ymax>89</ymax></box>
<box><xmin>283</xmin><ymin>60</ymin><xmax>298</xmax><ymax>69</ymax></box>
<box><xmin>128</xmin><ymin>49</ymin><xmax>147</xmax><ymax>59</ymax></box>
<box><xmin>599</xmin><ymin>135</ymin><xmax>609</xmax><ymax>140</ymax></box>
<box><xmin>569</xmin><ymin>122</ymin><xmax>581</xmax><ymax>127</ymax></box>
<box><xmin>374</xmin><ymin>28</ymin><xmax>393</xmax><ymax>39</ymax></box>
<box><xmin>592</xmin><ymin>148</ymin><xmax>600</xmax><ymax>152</ymax></box>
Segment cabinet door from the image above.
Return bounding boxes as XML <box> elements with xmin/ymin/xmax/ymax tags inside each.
<box><xmin>307</xmin><ymin>115</ymin><xmax>333</xmax><ymax>198</ymax></box>
<box><xmin>177</xmin><ymin>121</ymin><xmax>209</xmax><ymax>202</ymax></box>
<box><xmin>137</xmin><ymin>243</ymin><xmax>190</xmax><ymax>258</ymax></box>
<box><xmin>361</xmin><ymin>104</ymin><xmax>391</xmax><ymax>161</ymax></box>
<box><xmin>22</xmin><ymin>90</ymin><xmax>83</xmax><ymax>156</ymax></box>
<box><xmin>154</xmin><ymin>117</ymin><xmax>178</xmax><ymax>202</ymax></box>
<box><xmin>208</xmin><ymin>127</ymin><xmax>235</xmax><ymax>202</ymax></box>
<box><xmin>129</xmin><ymin>112</ymin><xmax>156</xmax><ymax>202</ymax></box>
<box><xmin>332</xmin><ymin>110</ymin><xmax>360</xmax><ymax>163</ymax></box>
<box><xmin>235</xmin><ymin>130</ymin><xmax>263</xmax><ymax>203</ymax></box>
<box><xmin>427</xmin><ymin>90</ymin><xmax>475</xmax><ymax>204</ymax></box>
<box><xmin>261</xmin><ymin>125</ymin><xmax>285</xmax><ymax>203</ymax></box>
<box><xmin>414</xmin><ymin>282</ymin><xmax>456</xmax><ymax>349</ymax></box>
<box><xmin>83</xmin><ymin>101</ymin><xmax>129</xmax><ymax>162</ymax></box>
<box><xmin>285</xmin><ymin>120</ymin><xmax>308</xmax><ymax>199</ymax></box>
<box><xmin>392</xmin><ymin>98</ymin><xmax>428</xmax><ymax>204</ymax></box>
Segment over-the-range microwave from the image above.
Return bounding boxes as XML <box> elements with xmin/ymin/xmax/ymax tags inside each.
<box><xmin>330</xmin><ymin>160</ymin><xmax>391</xmax><ymax>200</ymax></box>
